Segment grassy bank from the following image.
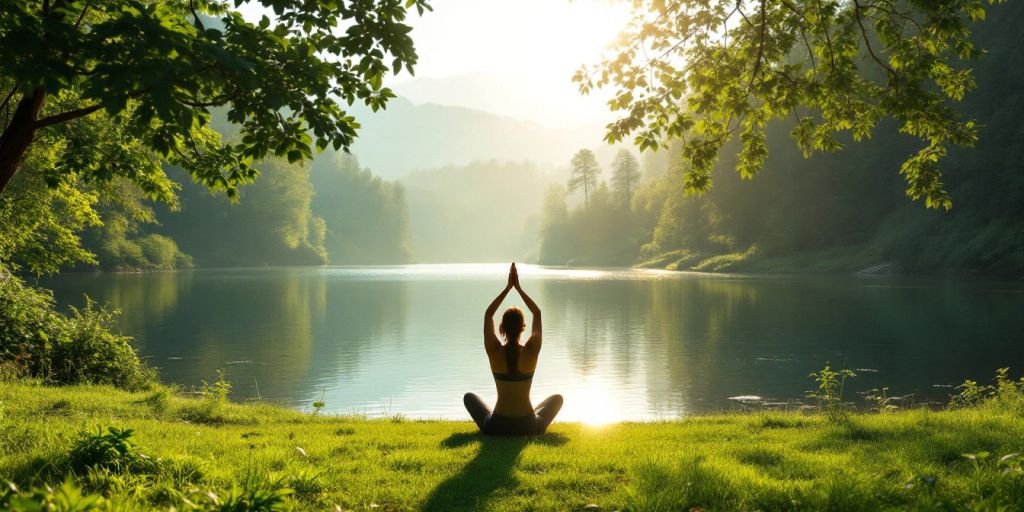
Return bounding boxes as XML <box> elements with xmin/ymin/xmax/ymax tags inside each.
<box><xmin>634</xmin><ymin>245</ymin><xmax>889</xmax><ymax>275</ymax></box>
<box><xmin>1</xmin><ymin>381</ymin><xmax>1023</xmax><ymax>511</ymax></box>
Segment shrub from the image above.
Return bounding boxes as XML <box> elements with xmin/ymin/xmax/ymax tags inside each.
<box><xmin>50</xmin><ymin>298</ymin><xmax>155</xmax><ymax>391</ymax></box>
<box><xmin>950</xmin><ymin>368</ymin><xmax>1024</xmax><ymax>414</ymax></box>
<box><xmin>0</xmin><ymin>269</ymin><xmax>57</xmax><ymax>379</ymax></box>
<box><xmin>0</xmin><ymin>269</ymin><xmax>154</xmax><ymax>390</ymax></box>
<box><xmin>137</xmin><ymin>234</ymin><xmax>192</xmax><ymax>270</ymax></box>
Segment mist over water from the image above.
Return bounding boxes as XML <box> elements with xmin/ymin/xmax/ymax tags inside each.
<box><xmin>45</xmin><ymin>265</ymin><xmax>1024</xmax><ymax>422</ymax></box>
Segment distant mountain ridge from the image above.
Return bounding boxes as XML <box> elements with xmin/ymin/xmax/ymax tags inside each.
<box><xmin>387</xmin><ymin>71</ymin><xmax>612</xmax><ymax>129</ymax></box>
<box><xmin>346</xmin><ymin>95</ymin><xmax>606</xmax><ymax>179</ymax></box>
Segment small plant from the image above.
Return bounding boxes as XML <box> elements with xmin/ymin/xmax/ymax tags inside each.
<box><xmin>962</xmin><ymin>451</ymin><xmax>1022</xmax><ymax>475</ymax></box>
<box><xmin>288</xmin><ymin>468</ymin><xmax>323</xmax><ymax>499</ymax></box>
<box><xmin>1</xmin><ymin>478</ymin><xmax>105</xmax><ymax>511</ymax></box>
<box><xmin>949</xmin><ymin>368</ymin><xmax>1024</xmax><ymax>412</ymax></box>
<box><xmin>200</xmin><ymin>369</ymin><xmax>233</xmax><ymax>403</ymax></box>
<box><xmin>81</xmin><ymin>465</ymin><xmax>153</xmax><ymax>498</ymax></box>
<box><xmin>312</xmin><ymin>389</ymin><xmax>326</xmax><ymax>416</ymax></box>
<box><xmin>862</xmin><ymin>387</ymin><xmax>900</xmax><ymax>413</ymax></box>
<box><xmin>807</xmin><ymin>363</ymin><xmax>857</xmax><ymax>422</ymax></box>
<box><xmin>137</xmin><ymin>387</ymin><xmax>172</xmax><ymax>413</ymax></box>
<box><xmin>180</xmin><ymin>371</ymin><xmax>235</xmax><ymax>424</ymax></box>
<box><xmin>992</xmin><ymin>367</ymin><xmax>1024</xmax><ymax>414</ymax></box>
<box><xmin>950</xmin><ymin>378</ymin><xmax>995</xmax><ymax>409</ymax></box>
<box><xmin>68</xmin><ymin>426</ymin><xmax>146</xmax><ymax>473</ymax></box>
<box><xmin>187</xmin><ymin>473</ymin><xmax>293</xmax><ymax>511</ymax></box>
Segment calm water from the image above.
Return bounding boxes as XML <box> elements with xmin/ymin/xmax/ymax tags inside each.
<box><xmin>44</xmin><ymin>265</ymin><xmax>1024</xmax><ymax>422</ymax></box>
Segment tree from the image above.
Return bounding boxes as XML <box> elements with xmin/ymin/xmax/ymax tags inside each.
<box><xmin>539</xmin><ymin>185</ymin><xmax>572</xmax><ymax>264</ymax></box>
<box><xmin>0</xmin><ymin>0</ymin><xmax>431</xmax><ymax>201</ymax></box>
<box><xmin>156</xmin><ymin>157</ymin><xmax>328</xmax><ymax>267</ymax></box>
<box><xmin>0</xmin><ymin>159</ymin><xmax>100</xmax><ymax>275</ymax></box>
<box><xmin>575</xmin><ymin>0</ymin><xmax>1006</xmax><ymax>209</ymax></box>
<box><xmin>567</xmin><ymin>149</ymin><xmax>601</xmax><ymax>206</ymax></box>
<box><xmin>611</xmin><ymin>149</ymin><xmax>642</xmax><ymax>205</ymax></box>
<box><xmin>311</xmin><ymin>152</ymin><xmax>411</xmax><ymax>264</ymax></box>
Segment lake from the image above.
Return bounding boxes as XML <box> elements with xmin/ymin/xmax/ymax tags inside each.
<box><xmin>44</xmin><ymin>264</ymin><xmax>1024</xmax><ymax>423</ymax></box>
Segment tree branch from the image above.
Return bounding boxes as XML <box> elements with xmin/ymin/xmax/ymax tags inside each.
<box><xmin>189</xmin><ymin>0</ymin><xmax>206</xmax><ymax>31</ymax></box>
<box><xmin>815</xmin><ymin>0</ymin><xmax>838</xmax><ymax>75</ymax></box>
<box><xmin>34</xmin><ymin>88</ymin><xmax>151</xmax><ymax>129</ymax></box>
<box><xmin>33</xmin><ymin>103</ymin><xmax>103</xmax><ymax>128</ymax></box>
<box><xmin>0</xmin><ymin>85</ymin><xmax>17</xmax><ymax>113</ymax></box>
<box><xmin>853</xmin><ymin>0</ymin><xmax>898</xmax><ymax>82</ymax></box>
<box><xmin>75</xmin><ymin>0</ymin><xmax>91</xmax><ymax>28</ymax></box>
<box><xmin>748</xmin><ymin>0</ymin><xmax>768</xmax><ymax>91</ymax></box>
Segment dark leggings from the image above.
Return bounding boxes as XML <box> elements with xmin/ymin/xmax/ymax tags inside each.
<box><xmin>463</xmin><ymin>393</ymin><xmax>563</xmax><ymax>435</ymax></box>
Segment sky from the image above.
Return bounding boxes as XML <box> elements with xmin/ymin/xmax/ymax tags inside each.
<box><xmin>240</xmin><ymin>0</ymin><xmax>632</xmax><ymax>129</ymax></box>
<box><xmin>401</xmin><ymin>0</ymin><xmax>629</xmax><ymax>80</ymax></box>
<box><xmin>394</xmin><ymin>0</ymin><xmax>631</xmax><ymax>128</ymax></box>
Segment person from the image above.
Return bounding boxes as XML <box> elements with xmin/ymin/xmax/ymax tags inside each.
<box><xmin>464</xmin><ymin>263</ymin><xmax>563</xmax><ymax>435</ymax></box>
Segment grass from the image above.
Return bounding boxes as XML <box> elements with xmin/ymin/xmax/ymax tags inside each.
<box><xmin>636</xmin><ymin>244</ymin><xmax>889</xmax><ymax>275</ymax></box>
<box><xmin>1</xmin><ymin>381</ymin><xmax>1023</xmax><ymax>511</ymax></box>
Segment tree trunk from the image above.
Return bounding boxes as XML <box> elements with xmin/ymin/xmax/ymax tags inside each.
<box><xmin>0</xmin><ymin>87</ymin><xmax>46</xmax><ymax>194</ymax></box>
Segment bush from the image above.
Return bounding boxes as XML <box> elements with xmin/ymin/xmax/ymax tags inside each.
<box><xmin>137</xmin><ymin>234</ymin><xmax>192</xmax><ymax>270</ymax></box>
<box><xmin>50</xmin><ymin>298</ymin><xmax>155</xmax><ymax>390</ymax></box>
<box><xmin>0</xmin><ymin>269</ymin><xmax>56</xmax><ymax>379</ymax></box>
<box><xmin>0</xmin><ymin>268</ymin><xmax>154</xmax><ymax>390</ymax></box>
<box><xmin>952</xmin><ymin>368</ymin><xmax>1024</xmax><ymax>415</ymax></box>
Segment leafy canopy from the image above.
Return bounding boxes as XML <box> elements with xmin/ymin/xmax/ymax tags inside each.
<box><xmin>0</xmin><ymin>126</ymin><xmax>101</xmax><ymax>275</ymax></box>
<box><xmin>576</xmin><ymin>0</ymin><xmax>1005</xmax><ymax>209</ymax></box>
<box><xmin>0</xmin><ymin>0</ymin><xmax>430</xmax><ymax>201</ymax></box>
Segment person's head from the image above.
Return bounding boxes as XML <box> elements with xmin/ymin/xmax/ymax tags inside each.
<box><xmin>499</xmin><ymin>307</ymin><xmax>526</xmax><ymax>343</ymax></box>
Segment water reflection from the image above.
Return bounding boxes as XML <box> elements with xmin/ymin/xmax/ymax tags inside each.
<box><xmin>43</xmin><ymin>265</ymin><xmax>1024</xmax><ymax>420</ymax></box>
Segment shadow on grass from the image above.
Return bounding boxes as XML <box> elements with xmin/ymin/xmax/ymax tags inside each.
<box><xmin>422</xmin><ymin>431</ymin><xmax>568</xmax><ymax>511</ymax></box>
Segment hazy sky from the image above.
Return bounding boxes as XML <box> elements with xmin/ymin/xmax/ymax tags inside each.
<box><xmin>395</xmin><ymin>0</ymin><xmax>630</xmax><ymax>128</ymax></box>
<box><xmin>240</xmin><ymin>1</ymin><xmax>631</xmax><ymax>129</ymax></box>
<box><xmin>404</xmin><ymin>1</ymin><xmax>627</xmax><ymax>79</ymax></box>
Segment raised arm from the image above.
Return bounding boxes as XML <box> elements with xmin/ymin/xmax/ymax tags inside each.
<box><xmin>484</xmin><ymin>281</ymin><xmax>512</xmax><ymax>354</ymax></box>
<box><xmin>511</xmin><ymin>264</ymin><xmax>543</xmax><ymax>351</ymax></box>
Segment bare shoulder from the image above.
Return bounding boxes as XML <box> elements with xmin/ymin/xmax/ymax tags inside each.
<box><xmin>524</xmin><ymin>334</ymin><xmax>542</xmax><ymax>351</ymax></box>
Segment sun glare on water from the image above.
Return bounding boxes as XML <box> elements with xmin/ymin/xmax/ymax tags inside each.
<box><xmin>565</xmin><ymin>379</ymin><xmax>622</xmax><ymax>426</ymax></box>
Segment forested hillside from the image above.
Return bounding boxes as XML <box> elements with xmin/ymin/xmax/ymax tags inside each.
<box><xmin>347</xmin><ymin>97</ymin><xmax>602</xmax><ymax>178</ymax></box>
<box><xmin>141</xmin><ymin>150</ymin><xmax>410</xmax><ymax>268</ymax></box>
<box><xmin>311</xmin><ymin>153</ymin><xmax>410</xmax><ymax>265</ymax></box>
<box><xmin>402</xmin><ymin>160</ymin><xmax>556</xmax><ymax>262</ymax></box>
<box><xmin>2</xmin><ymin>140</ymin><xmax>411</xmax><ymax>272</ymax></box>
<box><xmin>539</xmin><ymin>3</ymin><xmax>1024</xmax><ymax>277</ymax></box>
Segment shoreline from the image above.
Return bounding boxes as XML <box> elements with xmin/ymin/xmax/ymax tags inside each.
<box><xmin>33</xmin><ymin>261</ymin><xmax>1024</xmax><ymax>282</ymax></box>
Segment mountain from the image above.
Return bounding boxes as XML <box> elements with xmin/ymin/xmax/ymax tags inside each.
<box><xmin>401</xmin><ymin>160</ymin><xmax>556</xmax><ymax>263</ymax></box>
<box><xmin>388</xmin><ymin>71</ymin><xmax>613</xmax><ymax>130</ymax></box>
<box><xmin>346</xmin><ymin>96</ymin><xmax>607</xmax><ymax>179</ymax></box>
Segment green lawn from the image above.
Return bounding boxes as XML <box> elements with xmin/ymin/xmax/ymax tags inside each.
<box><xmin>1</xmin><ymin>381</ymin><xmax>1022</xmax><ymax>511</ymax></box>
